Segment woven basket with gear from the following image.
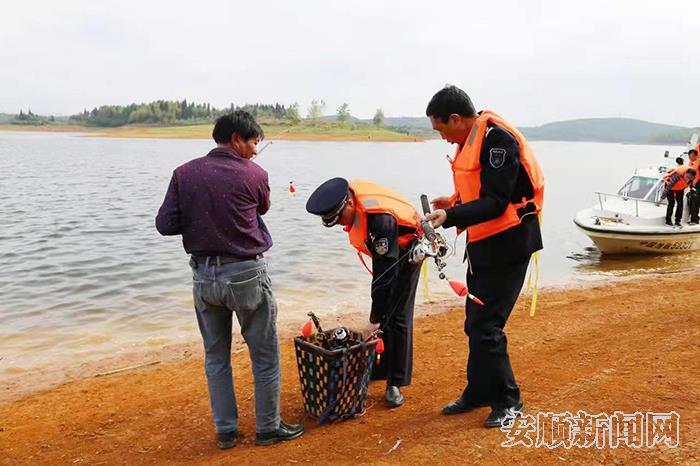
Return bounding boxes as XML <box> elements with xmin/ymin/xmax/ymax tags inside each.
<box><xmin>294</xmin><ymin>323</ymin><xmax>380</xmax><ymax>424</ymax></box>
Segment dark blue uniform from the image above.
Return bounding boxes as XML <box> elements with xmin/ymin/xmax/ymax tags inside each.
<box><xmin>306</xmin><ymin>178</ymin><xmax>420</xmax><ymax>388</ymax></box>
<box><xmin>442</xmin><ymin>123</ymin><xmax>543</xmax><ymax>410</ymax></box>
<box><xmin>365</xmin><ymin>213</ymin><xmax>421</xmax><ymax>387</ymax></box>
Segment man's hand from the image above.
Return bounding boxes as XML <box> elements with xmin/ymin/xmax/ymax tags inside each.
<box><xmin>362</xmin><ymin>321</ymin><xmax>380</xmax><ymax>340</ymax></box>
<box><xmin>425</xmin><ymin>209</ymin><xmax>448</xmax><ymax>228</ymax></box>
<box><xmin>431</xmin><ymin>196</ymin><xmax>452</xmax><ymax>210</ymax></box>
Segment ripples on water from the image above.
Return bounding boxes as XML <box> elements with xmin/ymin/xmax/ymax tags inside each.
<box><xmin>0</xmin><ymin>132</ymin><xmax>694</xmax><ymax>375</ymax></box>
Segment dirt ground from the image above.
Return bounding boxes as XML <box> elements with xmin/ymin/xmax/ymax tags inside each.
<box><xmin>1</xmin><ymin>272</ymin><xmax>698</xmax><ymax>465</ymax></box>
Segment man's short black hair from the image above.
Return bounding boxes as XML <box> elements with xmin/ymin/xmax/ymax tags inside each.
<box><xmin>687</xmin><ymin>167</ymin><xmax>697</xmax><ymax>176</ymax></box>
<box><xmin>689</xmin><ymin>149</ymin><xmax>698</xmax><ymax>156</ymax></box>
<box><xmin>212</xmin><ymin>110</ymin><xmax>264</xmax><ymax>144</ymax></box>
<box><xmin>425</xmin><ymin>85</ymin><xmax>476</xmax><ymax>123</ymax></box>
<box><xmin>676</xmin><ymin>157</ymin><xmax>685</xmax><ymax>165</ymax></box>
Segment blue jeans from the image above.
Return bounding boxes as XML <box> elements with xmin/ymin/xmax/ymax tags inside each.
<box><xmin>191</xmin><ymin>257</ymin><xmax>280</xmax><ymax>434</ymax></box>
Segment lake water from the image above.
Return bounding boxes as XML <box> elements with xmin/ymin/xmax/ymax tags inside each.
<box><xmin>0</xmin><ymin>132</ymin><xmax>696</xmax><ymax>376</ymax></box>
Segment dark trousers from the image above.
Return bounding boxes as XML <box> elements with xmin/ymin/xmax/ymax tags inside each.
<box><xmin>370</xmin><ymin>260</ymin><xmax>422</xmax><ymax>387</ymax></box>
<box><xmin>461</xmin><ymin>260</ymin><xmax>529</xmax><ymax>409</ymax></box>
<box><xmin>666</xmin><ymin>190</ymin><xmax>685</xmax><ymax>224</ymax></box>
<box><xmin>689</xmin><ymin>192</ymin><xmax>700</xmax><ymax>223</ymax></box>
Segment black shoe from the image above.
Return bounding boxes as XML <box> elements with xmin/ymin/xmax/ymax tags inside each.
<box><xmin>442</xmin><ymin>396</ymin><xmax>489</xmax><ymax>415</ymax></box>
<box><xmin>386</xmin><ymin>386</ymin><xmax>405</xmax><ymax>408</ymax></box>
<box><xmin>675</xmin><ymin>221</ymin><xmax>682</xmax><ymax>227</ymax></box>
<box><xmin>666</xmin><ymin>220</ymin><xmax>673</xmax><ymax>226</ymax></box>
<box><xmin>255</xmin><ymin>420</ymin><xmax>304</xmax><ymax>446</ymax></box>
<box><xmin>484</xmin><ymin>401</ymin><xmax>524</xmax><ymax>428</ymax></box>
<box><xmin>216</xmin><ymin>430</ymin><xmax>239</xmax><ymax>450</ymax></box>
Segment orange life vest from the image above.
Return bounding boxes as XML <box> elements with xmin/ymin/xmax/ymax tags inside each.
<box><xmin>343</xmin><ymin>180</ymin><xmax>420</xmax><ymax>256</ymax></box>
<box><xmin>449</xmin><ymin>110</ymin><xmax>545</xmax><ymax>243</ymax></box>
<box><xmin>690</xmin><ymin>158</ymin><xmax>700</xmax><ymax>185</ymax></box>
<box><xmin>664</xmin><ymin>166</ymin><xmax>689</xmax><ymax>191</ymax></box>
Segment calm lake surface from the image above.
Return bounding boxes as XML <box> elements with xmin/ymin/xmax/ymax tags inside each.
<box><xmin>0</xmin><ymin>132</ymin><xmax>695</xmax><ymax>375</ymax></box>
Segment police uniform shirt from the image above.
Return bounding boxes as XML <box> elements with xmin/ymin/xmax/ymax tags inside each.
<box><xmin>365</xmin><ymin>213</ymin><xmax>410</xmax><ymax>324</ymax></box>
<box><xmin>442</xmin><ymin>123</ymin><xmax>543</xmax><ymax>268</ymax></box>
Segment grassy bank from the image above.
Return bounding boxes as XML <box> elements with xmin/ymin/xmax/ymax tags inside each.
<box><xmin>0</xmin><ymin>121</ymin><xmax>423</xmax><ymax>142</ymax></box>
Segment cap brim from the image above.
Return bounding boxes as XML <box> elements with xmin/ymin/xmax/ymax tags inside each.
<box><xmin>320</xmin><ymin>196</ymin><xmax>348</xmax><ymax>227</ymax></box>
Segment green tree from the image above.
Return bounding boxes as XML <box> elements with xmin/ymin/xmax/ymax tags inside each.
<box><xmin>286</xmin><ymin>102</ymin><xmax>301</xmax><ymax>124</ymax></box>
<box><xmin>373</xmin><ymin>108</ymin><xmax>384</xmax><ymax>127</ymax></box>
<box><xmin>307</xmin><ymin>99</ymin><xmax>326</xmax><ymax>120</ymax></box>
<box><xmin>337</xmin><ymin>103</ymin><xmax>351</xmax><ymax>123</ymax></box>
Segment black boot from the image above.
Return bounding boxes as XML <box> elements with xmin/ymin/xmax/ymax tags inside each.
<box><xmin>255</xmin><ymin>420</ymin><xmax>304</xmax><ymax>446</ymax></box>
<box><xmin>386</xmin><ymin>386</ymin><xmax>405</xmax><ymax>408</ymax></box>
<box><xmin>442</xmin><ymin>396</ymin><xmax>489</xmax><ymax>415</ymax></box>
<box><xmin>216</xmin><ymin>430</ymin><xmax>239</xmax><ymax>450</ymax></box>
<box><xmin>484</xmin><ymin>400</ymin><xmax>524</xmax><ymax>428</ymax></box>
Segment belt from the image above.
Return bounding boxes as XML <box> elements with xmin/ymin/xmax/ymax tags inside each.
<box><xmin>191</xmin><ymin>254</ymin><xmax>263</xmax><ymax>266</ymax></box>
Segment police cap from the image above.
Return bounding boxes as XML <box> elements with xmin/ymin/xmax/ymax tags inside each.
<box><xmin>305</xmin><ymin>177</ymin><xmax>350</xmax><ymax>227</ymax></box>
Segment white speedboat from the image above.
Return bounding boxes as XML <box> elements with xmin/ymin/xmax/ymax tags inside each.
<box><xmin>574</xmin><ymin>133</ymin><xmax>700</xmax><ymax>254</ymax></box>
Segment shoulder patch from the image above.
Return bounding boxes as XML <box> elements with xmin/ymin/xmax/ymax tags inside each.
<box><xmin>489</xmin><ymin>148</ymin><xmax>506</xmax><ymax>169</ymax></box>
<box><xmin>373</xmin><ymin>237</ymin><xmax>389</xmax><ymax>255</ymax></box>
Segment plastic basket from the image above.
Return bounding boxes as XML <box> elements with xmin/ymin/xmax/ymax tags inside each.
<box><xmin>294</xmin><ymin>330</ymin><xmax>378</xmax><ymax>424</ymax></box>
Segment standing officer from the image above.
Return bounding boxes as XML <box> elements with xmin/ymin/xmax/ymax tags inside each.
<box><xmin>306</xmin><ymin>178</ymin><xmax>422</xmax><ymax>408</ymax></box>
<box><xmin>424</xmin><ymin>85</ymin><xmax>544</xmax><ymax>428</ymax></box>
<box><xmin>687</xmin><ymin>149</ymin><xmax>699</xmax><ymax>224</ymax></box>
<box><xmin>662</xmin><ymin>159</ymin><xmax>690</xmax><ymax>226</ymax></box>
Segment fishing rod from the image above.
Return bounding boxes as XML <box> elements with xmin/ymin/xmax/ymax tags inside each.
<box><xmin>368</xmin><ymin>193</ymin><xmax>484</xmax><ymax>304</ymax></box>
<box><xmin>413</xmin><ymin>194</ymin><xmax>484</xmax><ymax>305</ymax></box>
<box><xmin>252</xmin><ymin>129</ymin><xmax>291</xmax><ymax>159</ymax></box>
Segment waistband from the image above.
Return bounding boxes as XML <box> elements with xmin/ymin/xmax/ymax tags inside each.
<box><xmin>191</xmin><ymin>254</ymin><xmax>263</xmax><ymax>267</ymax></box>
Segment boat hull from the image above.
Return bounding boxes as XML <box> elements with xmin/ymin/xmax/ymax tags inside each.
<box><xmin>574</xmin><ymin>221</ymin><xmax>700</xmax><ymax>254</ymax></box>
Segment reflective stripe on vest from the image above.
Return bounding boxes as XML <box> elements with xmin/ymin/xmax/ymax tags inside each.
<box><xmin>344</xmin><ymin>180</ymin><xmax>420</xmax><ymax>256</ymax></box>
<box><xmin>450</xmin><ymin>110</ymin><xmax>545</xmax><ymax>243</ymax></box>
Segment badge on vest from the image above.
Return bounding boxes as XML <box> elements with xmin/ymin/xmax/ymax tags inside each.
<box><xmin>489</xmin><ymin>148</ymin><xmax>506</xmax><ymax>169</ymax></box>
<box><xmin>373</xmin><ymin>238</ymin><xmax>389</xmax><ymax>255</ymax></box>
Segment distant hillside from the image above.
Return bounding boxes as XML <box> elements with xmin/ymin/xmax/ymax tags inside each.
<box><xmin>520</xmin><ymin>118</ymin><xmax>696</xmax><ymax>145</ymax></box>
<box><xmin>361</xmin><ymin>115</ymin><xmax>697</xmax><ymax>144</ymax></box>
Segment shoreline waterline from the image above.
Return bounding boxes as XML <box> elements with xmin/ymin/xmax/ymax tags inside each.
<box><xmin>0</xmin><ymin>267</ymin><xmax>692</xmax><ymax>404</ymax></box>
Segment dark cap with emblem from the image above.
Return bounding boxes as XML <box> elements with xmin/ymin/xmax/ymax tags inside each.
<box><xmin>306</xmin><ymin>177</ymin><xmax>350</xmax><ymax>227</ymax></box>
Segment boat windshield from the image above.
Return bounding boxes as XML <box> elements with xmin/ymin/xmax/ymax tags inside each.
<box><xmin>617</xmin><ymin>176</ymin><xmax>659</xmax><ymax>200</ymax></box>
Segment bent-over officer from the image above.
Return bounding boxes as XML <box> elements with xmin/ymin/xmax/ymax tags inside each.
<box><xmin>424</xmin><ymin>85</ymin><xmax>545</xmax><ymax>428</ymax></box>
<box><xmin>306</xmin><ymin>177</ymin><xmax>422</xmax><ymax>408</ymax></box>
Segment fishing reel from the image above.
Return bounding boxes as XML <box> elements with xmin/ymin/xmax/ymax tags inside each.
<box><xmin>327</xmin><ymin>326</ymin><xmax>351</xmax><ymax>350</ymax></box>
<box><xmin>409</xmin><ymin>195</ymin><xmax>450</xmax><ymax>269</ymax></box>
<box><xmin>411</xmin><ymin>194</ymin><xmax>484</xmax><ymax>305</ymax></box>
<box><xmin>409</xmin><ymin>229</ymin><xmax>449</xmax><ymax>269</ymax></box>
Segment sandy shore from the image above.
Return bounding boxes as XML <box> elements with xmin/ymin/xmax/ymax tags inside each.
<box><xmin>1</xmin><ymin>272</ymin><xmax>698</xmax><ymax>465</ymax></box>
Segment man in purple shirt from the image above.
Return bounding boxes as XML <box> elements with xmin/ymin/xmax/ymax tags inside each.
<box><xmin>156</xmin><ymin>111</ymin><xmax>303</xmax><ymax>449</ymax></box>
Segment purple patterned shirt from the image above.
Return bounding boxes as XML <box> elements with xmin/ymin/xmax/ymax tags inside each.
<box><xmin>156</xmin><ymin>147</ymin><xmax>272</xmax><ymax>257</ymax></box>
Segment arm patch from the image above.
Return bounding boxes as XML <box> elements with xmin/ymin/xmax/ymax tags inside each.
<box><xmin>489</xmin><ymin>148</ymin><xmax>507</xmax><ymax>168</ymax></box>
<box><xmin>373</xmin><ymin>237</ymin><xmax>389</xmax><ymax>255</ymax></box>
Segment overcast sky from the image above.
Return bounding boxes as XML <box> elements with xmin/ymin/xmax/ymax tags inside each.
<box><xmin>2</xmin><ymin>0</ymin><xmax>698</xmax><ymax>126</ymax></box>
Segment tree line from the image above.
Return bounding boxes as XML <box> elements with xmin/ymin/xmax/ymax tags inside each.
<box><xmin>9</xmin><ymin>100</ymin><xmax>388</xmax><ymax>128</ymax></box>
<box><xmin>68</xmin><ymin>101</ymin><xmax>300</xmax><ymax>127</ymax></box>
